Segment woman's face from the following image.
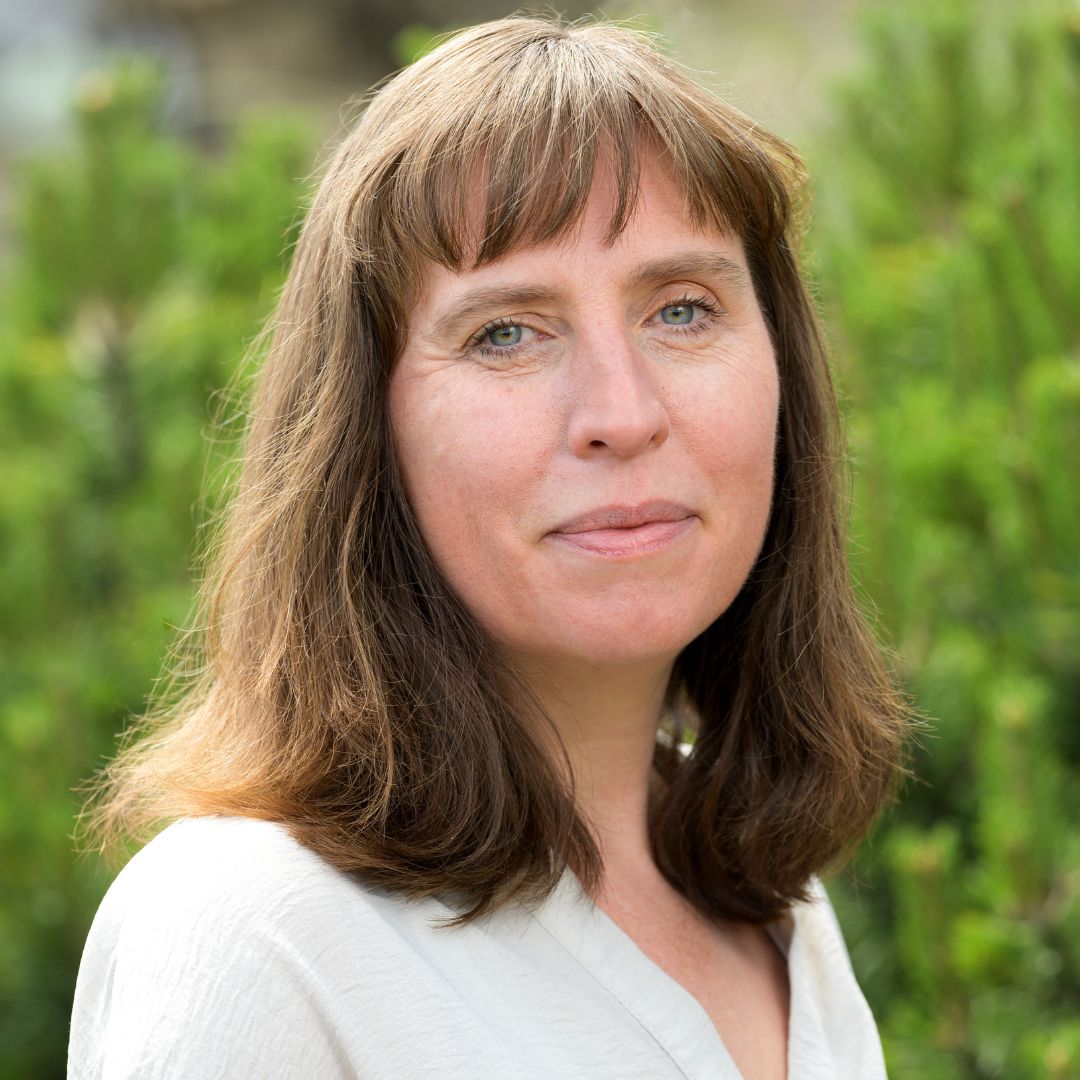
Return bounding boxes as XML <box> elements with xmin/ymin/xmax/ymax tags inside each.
<box><xmin>388</xmin><ymin>154</ymin><xmax>780</xmax><ymax>671</ymax></box>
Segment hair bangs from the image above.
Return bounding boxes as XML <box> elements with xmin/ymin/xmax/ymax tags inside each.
<box><xmin>367</xmin><ymin>23</ymin><xmax>792</xmax><ymax>282</ymax></box>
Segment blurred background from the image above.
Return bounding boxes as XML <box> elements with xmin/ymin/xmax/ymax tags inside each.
<box><xmin>1</xmin><ymin>0</ymin><xmax>1077</xmax><ymax>1076</ymax></box>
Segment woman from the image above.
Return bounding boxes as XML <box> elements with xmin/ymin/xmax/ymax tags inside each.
<box><xmin>69</xmin><ymin>15</ymin><xmax>911</xmax><ymax>1080</ymax></box>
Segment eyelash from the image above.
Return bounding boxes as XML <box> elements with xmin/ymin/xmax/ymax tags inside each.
<box><xmin>468</xmin><ymin>316</ymin><xmax>524</xmax><ymax>359</ymax></box>
<box><xmin>466</xmin><ymin>293</ymin><xmax>725</xmax><ymax>359</ymax></box>
<box><xmin>658</xmin><ymin>293</ymin><xmax>724</xmax><ymax>335</ymax></box>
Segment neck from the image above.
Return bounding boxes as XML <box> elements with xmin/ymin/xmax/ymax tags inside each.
<box><xmin>512</xmin><ymin>653</ymin><xmax>676</xmax><ymax>871</ymax></box>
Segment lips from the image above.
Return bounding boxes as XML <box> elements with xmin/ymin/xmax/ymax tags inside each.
<box><xmin>550</xmin><ymin>500</ymin><xmax>693</xmax><ymax>534</ymax></box>
<box><xmin>546</xmin><ymin>501</ymin><xmax>696</xmax><ymax>558</ymax></box>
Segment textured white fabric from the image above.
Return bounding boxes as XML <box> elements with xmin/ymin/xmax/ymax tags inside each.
<box><xmin>69</xmin><ymin>815</ymin><xmax>887</xmax><ymax>1079</ymax></box>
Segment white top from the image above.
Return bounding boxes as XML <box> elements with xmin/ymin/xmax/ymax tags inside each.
<box><xmin>69</xmin><ymin>815</ymin><xmax>887</xmax><ymax>1079</ymax></box>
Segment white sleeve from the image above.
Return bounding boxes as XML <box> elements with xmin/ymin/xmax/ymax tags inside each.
<box><xmin>68</xmin><ymin>826</ymin><xmax>359</xmax><ymax>1080</ymax></box>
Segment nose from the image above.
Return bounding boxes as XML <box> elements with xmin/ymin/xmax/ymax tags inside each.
<box><xmin>566</xmin><ymin>327</ymin><xmax>671</xmax><ymax>458</ymax></box>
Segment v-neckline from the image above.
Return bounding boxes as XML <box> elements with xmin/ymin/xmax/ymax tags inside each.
<box><xmin>529</xmin><ymin>866</ymin><xmax>803</xmax><ymax>1080</ymax></box>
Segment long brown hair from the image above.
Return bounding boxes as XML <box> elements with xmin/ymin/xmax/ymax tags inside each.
<box><xmin>76</xmin><ymin>15</ymin><xmax>914</xmax><ymax>927</ymax></box>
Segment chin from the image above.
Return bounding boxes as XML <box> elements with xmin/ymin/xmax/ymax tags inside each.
<box><xmin>506</xmin><ymin>607</ymin><xmax>718</xmax><ymax>671</ymax></box>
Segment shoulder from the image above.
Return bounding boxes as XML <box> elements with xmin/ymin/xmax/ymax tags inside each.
<box><xmin>95</xmin><ymin>815</ymin><xmax>346</xmax><ymax>920</ymax></box>
<box><xmin>107</xmin><ymin>814</ymin><xmax>331</xmax><ymax>891</ymax></box>
<box><xmin>785</xmin><ymin>875</ymin><xmax>889</xmax><ymax>1076</ymax></box>
<box><xmin>81</xmin><ymin>816</ymin><xmax>365</xmax><ymax>959</ymax></box>
<box><xmin>76</xmin><ymin>814</ymin><xmax>429</xmax><ymax>979</ymax></box>
<box><xmin>69</xmin><ymin>817</ymin><xmax>402</xmax><ymax>1080</ymax></box>
<box><xmin>774</xmin><ymin>873</ymin><xmax>865</xmax><ymax>987</ymax></box>
<box><xmin>794</xmin><ymin>874</ymin><xmax>861</xmax><ymax>972</ymax></box>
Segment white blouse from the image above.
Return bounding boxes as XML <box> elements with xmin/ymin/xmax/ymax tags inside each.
<box><xmin>69</xmin><ymin>815</ymin><xmax>887</xmax><ymax>1079</ymax></box>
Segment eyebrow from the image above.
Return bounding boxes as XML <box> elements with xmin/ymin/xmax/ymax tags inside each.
<box><xmin>627</xmin><ymin>252</ymin><xmax>752</xmax><ymax>294</ymax></box>
<box><xmin>429</xmin><ymin>285</ymin><xmax>562</xmax><ymax>343</ymax></box>
<box><xmin>426</xmin><ymin>250</ymin><xmax>753</xmax><ymax>343</ymax></box>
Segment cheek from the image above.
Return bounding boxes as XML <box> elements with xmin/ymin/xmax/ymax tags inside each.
<box><xmin>683</xmin><ymin>352</ymin><xmax>780</xmax><ymax>491</ymax></box>
<box><xmin>391</xmin><ymin>374</ymin><xmax>472</xmax><ymax>524</ymax></box>
<box><xmin>388</xmin><ymin>373</ymin><xmax>543</xmax><ymax>585</ymax></box>
<box><xmin>678</xmin><ymin>356</ymin><xmax>780</xmax><ymax>611</ymax></box>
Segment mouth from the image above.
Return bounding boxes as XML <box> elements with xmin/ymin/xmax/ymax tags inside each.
<box><xmin>551</xmin><ymin>500</ymin><xmax>693</xmax><ymax>534</ymax></box>
<box><xmin>546</xmin><ymin>501</ymin><xmax>696</xmax><ymax>558</ymax></box>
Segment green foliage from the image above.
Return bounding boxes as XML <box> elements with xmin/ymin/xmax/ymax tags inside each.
<box><xmin>811</xmin><ymin>1</ymin><xmax>1080</xmax><ymax>1075</ymax></box>
<box><xmin>0</xmin><ymin>56</ymin><xmax>314</xmax><ymax>1080</ymax></box>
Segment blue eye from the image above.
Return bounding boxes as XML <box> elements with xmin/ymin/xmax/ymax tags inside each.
<box><xmin>467</xmin><ymin>317</ymin><xmax>539</xmax><ymax>360</ymax></box>
<box><xmin>660</xmin><ymin>303</ymin><xmax>696</xmax><ymax>325</ymax></box>
<box><xmin>487</xmin><ymin>323</ymin><xmax>523</xmax><ymax>346</ymax></box>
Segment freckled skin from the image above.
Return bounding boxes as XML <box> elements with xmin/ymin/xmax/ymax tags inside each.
<box><xmin>388</xmin><ymin>155</ymin><xmax>780</xmax><ymax>672</ymax></box>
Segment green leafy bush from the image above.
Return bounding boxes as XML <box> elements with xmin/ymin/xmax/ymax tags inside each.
<box><xmin>812</xmin><ymin>3</ymin><xmax>1079</xmax><ymax>1075</ymax></box>
<box><xmin>0</xmin><ymin>57</ymin><xmax>313</xmax><ymax>1080</ymax></box>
